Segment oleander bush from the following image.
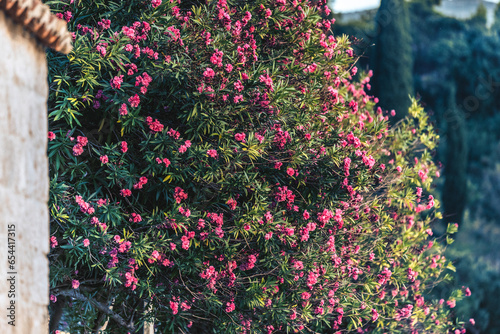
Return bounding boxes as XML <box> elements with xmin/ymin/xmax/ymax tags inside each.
<box><xmin>45</xmin><ymin>0</ymin><xmax>467</xmax><ymax>332</ymax></box>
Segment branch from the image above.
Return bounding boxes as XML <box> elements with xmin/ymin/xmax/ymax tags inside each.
<box><xmin>56</xmin><ymin>289</ymin><xmax>135</xmax><ymax>332</ymax></box>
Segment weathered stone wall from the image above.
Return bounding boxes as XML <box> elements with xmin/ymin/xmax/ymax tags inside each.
<box><xmin>0</xmin><ymin>9</ymin><xmax>49</xmax><ymax>334</ymax></box>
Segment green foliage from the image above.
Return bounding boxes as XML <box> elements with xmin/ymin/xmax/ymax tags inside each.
<box><xmin>336</xmin><ymin>1</ymin><xmax>500</xmax><ymax>332</ymax></box>
<box><xmin>45</xmin><ymin>0</ymin><xmax>464</xmax><ymax>333</ymax></box>
<box><xmin>446</xmin><ymin>213</ymin><xmax>500</xmax><ymax>334</ymax></box>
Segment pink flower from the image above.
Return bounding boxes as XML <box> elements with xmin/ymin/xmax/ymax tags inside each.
<box><xmin>151</xmin><ymin>0</ymin><xmax>161</xmax><ymax>8</ymax></box>
<box><xmin>72</xmin><ymin>280</ymin><xmax>80</xmax><ymax>289</ymax></box>
<box><xmin>178</xmin><ymin>206</ymin><xmax>191</xmax><ymax>217</ymax></box>
<box><xmin>167</xmin><ymin>128</ymin><xmax>180</xmax><ymax>139</ymax></box>
<box><xmin>98</xmin><ymin>19</ymin><xmax>111</xmax><ymax>30</ymax></box>
<box><xmin>234</xmin><ymin>80</ymin><xmax>244</xmax><ymax>92</ymax></box>
<box><xmin>130</xmin><ymin>213</ymin><xmax>142</xmax><ymax>223</ymax></box>
<box><xmin>121</xmin><ymin>141</ymin><xmax>128</xmax><ymax>153</ymax></box>
<box><xmin>128</xmin><ymin>94</ymin><xmax>140</xmax><ymax>108</ymax></box>
<box><xmin>170</xmin><ymin>300</ymin><xmax>179</xmax><ymax>315</ymax></box>
<box><xmin>259</xmin><ymin>73</ymin><xmax>274</xmax><ymax>91</ymax></box>
<box><xmin>136</xmin><ymin>72</ymin><xmax>153</xmax><ymax>88</ymax></box>
<box><xmin>100</xmin><ymin>155</ymin><xmax>108</xmax><ymax>164</ymax></box>
<box><xmin>149</xmin><ymin>250</ymin><xmax>159</xmax><ymax>260</ymax></box>
<box><xmin>146</xmin><ymin>116</ymin><xmax>164</xmax><ymax>132</ymax></box>
<box><xmin>235</xmin><ymin>133</ymin><xmax>246</xmax><ymax>142</ymax></box>
<box><xmin>50</xmin><ymin>236</ymin><xmax>58</xmax><ymax>248</ymax></box>
<box><xmin>77</xmin><ymin>136</ymin><xmax>88</xmax><ymax>146</ymax></box>
<box><xmin>96</xmin><ymin>44</ymin><xmax>107</xmax><ymax>57</ymax></box>
<box><xmin>225</xmin><ymin>301</ymin><xmax>235</xmax><ymax>313</ymax></box>
<box><xmin>120</xmin><ymin>189</ymin><xmax>132</xmax><ymax>197</ymax></box>
<box><xmin>48</xmin><ymin>132</ymin><xmax>56</xmax><ymax>141</ymax></box>
<box><xmin>63</xmin><ymin>10</ymin><xmax>72</xmax><ymax>22</ymax></box>
<box><xmin>181</xmin><ymin>235</ymin><xmax>190</xmax><ymax>249</ymax></box>
<box><xmin>286</xmin><ymin>168</ymin><xmax>295</xmax><ymax>176</ymax></box>
<box><xmin>83</xmin><ymin>239</ymin><xmax>90</xmax><ymax>247</ymax></box>
<box><xmin>226</xmin><ymin>198</ymin><xmax>237</xmax><ymax>210</ymax></box>
<box><xmin>133</xmin><ymin>176</ymin><xmax>148</xmax><ymax>189</ymax></box>
<box><xmin>119</xmin><ymin>103</ymin><xmax>128</xmax><ymax>116</ymax></box>
<box><xmin>344</xmin><ymin>157</ymin><xmax>351</xmax><ymax>176</ymax></box>
<box><xmin>174</xmin><ymin>187</ymin><xmax>188</xmax><ymax>203</ymax></box>
<box><xmin>210</xmin><ymin>49</ymin><xmax>224</xmax><ymax>67</ymax></box>
<box><xmin>203</xmin><ymin>67</ymin><xmax>215</xmax><ymax>80</ymax></box>
<box><xmin>162</xmin><ymin>158</ymin><xmax>171</xmax><ymax>167</ymax></box>
<box><xmin>50</xmin><ymin>294</ymin><xmax>57</xmax><ymax>303</ymax></box>
<box><xmin>362</xmin><ymin>154</ymin><xmax>376</xmax><ymax>169</ymax></box>
<box><xmin>234</xmin><ymin>95</ymin><xmax>244</xmax><ymax>103</ymax></box>
<box><xmin>73</xmin><ymin>144</ymin><xmax>84</xmax><ymax>156</ymax></box>
<box><xmin>304</xmin><ymin>63</ymin><xmax>317</xmax><ymax>74</ymax></box>
<box><xmin>207</xmin><ymin>149</ymin><xmax>218</xmax><ymax>158</ymax></box>
<box><xmin>314</xmin><ymin>307</ymin><xmax>324</xmax><ymax>315</ymax></box>
<box><xmin>110</xmin><ymin>75</ymin><xmax>124</xmax><ymax>89</ymax></box>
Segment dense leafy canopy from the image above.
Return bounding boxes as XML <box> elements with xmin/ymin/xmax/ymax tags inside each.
<box><xmin>46</xmin><ymin>0</ymin><xmax>464</xmax><ymax>333</ymax></box>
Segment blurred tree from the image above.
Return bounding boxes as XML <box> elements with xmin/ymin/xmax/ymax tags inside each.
<box><xmin>372</xmin><ymin>0</ymin><xmax>413</xmax><ymax>121</ymax></box>
<box><xmin>337</xmin><ymin>2</ymin><xmax>500</xmax><ymax>332</ymax></box>
<box><xmin>442</xmin><ymin>84</ymin><xmax>467</xmax><ymax>224</ymax></box>
<box><xmin>493</xmin><ymin>2</ymin><xmax>500</xmax><ymax>33</ymax></box>
<box><xmin>467</xmin><ymin>2</ymin><xmax>487</xmax><ymax>28</ymax></box>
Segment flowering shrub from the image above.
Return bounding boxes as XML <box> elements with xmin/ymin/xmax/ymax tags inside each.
<box><xmin>46</xmin><ymin>0</ymin><xmax>467</xmax><ymax>333</ymax></box>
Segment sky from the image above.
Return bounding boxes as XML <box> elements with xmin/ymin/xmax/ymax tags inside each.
<box><xmin>331</xmin><ymin>0</ymin><xmax>380</xmax><ymax>13</ymax></box>
<box><xmin>331</xmin><ymin>0</ymin><xmax>500</xmax><ymax>13</ymax></box>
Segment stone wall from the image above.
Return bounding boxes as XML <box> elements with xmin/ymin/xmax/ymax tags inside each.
<box><xmin>0</xmin><ymin>9</ymin><xmax>49</xmax><ymax>334</ymax></box>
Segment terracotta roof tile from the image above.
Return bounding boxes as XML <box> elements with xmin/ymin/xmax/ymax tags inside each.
<box><xmin>0</xmin><ymin>0</ymin><xmax>72</xmax><ymax>54</ymax></box>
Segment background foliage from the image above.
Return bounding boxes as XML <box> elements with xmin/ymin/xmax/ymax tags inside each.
<box><xmin>333</xmin><ymin>0</ymin><xmax>500</xmax><ymax>332</ymax></box>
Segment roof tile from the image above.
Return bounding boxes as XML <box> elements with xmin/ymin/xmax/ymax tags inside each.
<box><xmin>0</xmin><ymin>0</ymin><xmax>72</xmax><ymax>54</ymax></box>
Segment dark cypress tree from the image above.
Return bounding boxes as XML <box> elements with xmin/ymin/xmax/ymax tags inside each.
<box><xmin>442</xmin><ymin>85</ymin><xmax>468</xmax><ymax>224</ymax></box>
<box><xmin>372</xmin><ymin>0</ymin><xmax>413</xmax><ymax>121</ymax></box>
<box><xmin>492</xmin><ymin>2</ymin><xmax>500</xmax><ymax>34</ymax></box>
